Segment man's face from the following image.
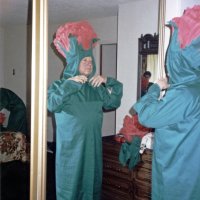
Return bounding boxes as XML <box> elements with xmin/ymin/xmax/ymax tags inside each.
<box><xmin>144</xmin><ymin>74</ymin><xmax>151</xmax><ymax>80</ymax></box>
<box><xmin>79</xmin><ymin>57</ymin><xmax>93</xmax><ymax>77</ymax></box>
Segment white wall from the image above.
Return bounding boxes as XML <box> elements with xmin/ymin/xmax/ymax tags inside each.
<box><xmin>116</xmin><ymin>0</ymin><xmax>159</xmax><ymax>132</ymax></box>
<box><xmin>0</xmin><ymin>26</ymin><xmax>5</xmax><ymax>87</ymax></box>
<box><xmin>181</xmin><ymin>0</ymin><xmax>200</xmax><ymax>11</ymax></box>
<box><xmin>89</xmin><ymin>16</ymin><xmax>118</xmax><ymax>73</ymax></box>
<box><xmin>4</xmin><ymin>25</ymin><xmax>28</xmax><ymax>102</ymax></box>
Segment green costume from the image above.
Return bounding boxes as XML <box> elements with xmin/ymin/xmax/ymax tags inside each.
<box><xmin>119</xmin><ymin>136</ymin><xmax>141</xmax><ymax>169</ymax></box>
<box><xmin>48</xmin><ymin>21</ymin><xmax>123</xmax><ymax>200</ymax></box>
<box><xmin>134</xmin><ymin>6</ymin><xmax>200</xmax><ymax>200</ymax></box>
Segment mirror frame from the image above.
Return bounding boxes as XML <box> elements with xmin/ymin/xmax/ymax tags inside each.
<box><xmin>137</xmin><ymin>33</ymin><xmax>159</xmax><ymax>99</ymax></box>
<box><xmin>30</xmin><ymin>0</ymin><xmax>48</xmax><ymax>199</ymax></box>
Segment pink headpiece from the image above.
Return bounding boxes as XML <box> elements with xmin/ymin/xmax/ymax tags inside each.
<box><xmin>172</xmin><ymin>5</ymin><xmax>200</xmax><ymax>48</ymax></box>
<box><xmin>53</xmin><ymin>20</ymin><xmax>98</xmax><ymax>58</ymax></box>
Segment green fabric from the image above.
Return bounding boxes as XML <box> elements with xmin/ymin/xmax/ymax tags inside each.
<box><xmin>133</xmin><ymin>21</ymin><xmax>200</xmax><ymax>200</ymax></box>
<box><xmin>48</xmin><ymin>77</ymin><xmax>122</xmax><ymax>200</ymax></box>
<box><xmin>0</xmin><ymin>88</ymin><xmax>27</xmax><ymax>135</ymax></box>
<box><xmin>119</xmin><ymin>136</ymin><xmax>141</xmax><ymax>169</ymax></box>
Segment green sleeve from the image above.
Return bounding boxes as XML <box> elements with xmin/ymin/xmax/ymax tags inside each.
<box><xmin>97</xmin><ymin>77</ymin><xmax>123</xmax><ymax>110</ymax></box>
<box><xmin>133</xmin><ymin>84</ymin><xmax>197</xmax><ymax>128</ymax></box>
<box><xmin>48</xmin><ymin>79</ymin><xmax>82</xmax><ymax>113</ymax></box>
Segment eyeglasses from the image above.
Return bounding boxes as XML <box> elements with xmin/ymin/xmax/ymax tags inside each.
<box><xmin>81</xmin><ymin>60</ymin><xmax>93</xmax><ymax>66</ymax></box>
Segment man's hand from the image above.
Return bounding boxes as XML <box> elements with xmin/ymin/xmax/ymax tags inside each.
<box><xmin>89</xmin><ymin>75</ymin><xmax>107</xmax><ymax>87</ymax></box>
<box><xmin>68</xmin><ymin>75</ymin><xmax>88</xmax><ymax>84</ymax></box>
<box><xmin>155</xmin><ymin>77</ymin><xmax>170</xmax><ymax>90</ymax></box>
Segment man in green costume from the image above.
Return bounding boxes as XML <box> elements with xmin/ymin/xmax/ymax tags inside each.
<box><xmin>48</xmin><ymin>21</ymin><xmax>123</xmax><ymax>200</ymax></box>
<box><xmin>134</xmin><ymin>5</ymin><xmax>200</xmax><ymax>200</ymax></box>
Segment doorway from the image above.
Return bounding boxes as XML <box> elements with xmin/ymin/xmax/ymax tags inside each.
<box><xmin>100</xmin><ymin>43</ymin><xmax>117</xmax><ymax>136</ymax></box>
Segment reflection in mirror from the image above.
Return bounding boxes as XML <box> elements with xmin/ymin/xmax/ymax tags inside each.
<box><xmin>0</xmin><ymin>1</ymin><xmax>31</xmax><ymax>200</ymax></box>
<box><xmin>137</xmin><ymin>33</ymin><xmax>159</xmax><ymax>98</ymax></box>
<box><xmin>47</xmin><ymin>0</ymin><xmax>160</xmax><ymax>199</ymax></box>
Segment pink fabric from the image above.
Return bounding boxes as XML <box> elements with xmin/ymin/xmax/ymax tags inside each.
<box><xmin>0</xmin><ymin>113</ymin><xmax>6</xmax><ymax>124</ymax></box>
<box><xmin>172</xmin><ymin>5</ymin><xmax>200</xmax><ymax>49</ymax></box>
<box><xmin>119</xmin><ymin>114</ymin><xmax>152</xmax><ymax>142</ymax></box>
<box><xmin>53</xmin><ymin>21</ymin><xmax>98</xmax><ymax>58</ymax></box>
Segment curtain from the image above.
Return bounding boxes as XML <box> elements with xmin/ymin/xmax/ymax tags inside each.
<box><xmin>146</xmin><ymin>54</ymin><xmax>158</xmax><ymax>82</ymax></box>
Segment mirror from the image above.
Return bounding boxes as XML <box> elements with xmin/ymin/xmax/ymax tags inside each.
<box><xmin>137</xmin><ymin>33</ymin><xmax>159</xmax><ymax>98</ymax></box>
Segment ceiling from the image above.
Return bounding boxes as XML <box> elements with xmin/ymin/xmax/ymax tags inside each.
<box><xmin>0</xmin><ymin>0</ymin><xmax>137</xmax><ymax>25</ymax></box>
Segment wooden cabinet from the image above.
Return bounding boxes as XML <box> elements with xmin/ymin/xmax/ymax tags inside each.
<box><xmin>102</xmin><ymin>135</ymin><xmax>152</xmax><ymax>200</ymax></box>
<box><xmin>133</xmin><ymin>150</ymin><xmax>152</xmax><ymax>200</ymax></box>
